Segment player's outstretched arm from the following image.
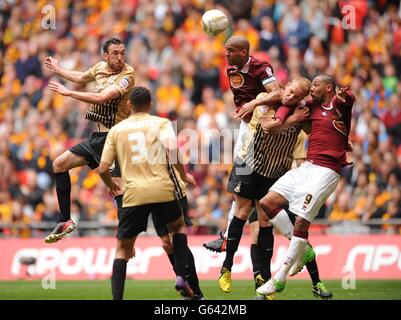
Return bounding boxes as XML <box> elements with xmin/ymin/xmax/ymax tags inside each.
<box><xmin>44</xmin><ymin>56</ymin><xmax>93</xmax><ymax>84</ymax></box>
<box><xmin>335</xmin><ymin>86</ymin><xmax>355</xmax><ymax>106</ymax></box>
<box><xmin>48</xmin><ymin>81</ymin><xmax>120</xmax><ymax>105</ymax></box>
<box><xmin>236</xmin><ymin>82</ymin><xmax>283</xmax><ymax>120</ymax></box>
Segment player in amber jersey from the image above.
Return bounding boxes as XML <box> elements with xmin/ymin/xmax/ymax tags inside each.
<box><xmin>150</xmin><ymin>163</ymin><xmax>204</xmax><ymax>299</ymax></box>
<box><xmin>98</xmin><ymin>87</ymin><xmax>199</xmax><ymax>300</ymax></box>
<box><xmin>44</xmin><ymin>38</ymin><xmax>135</xmax><ymax>243</ymax></box>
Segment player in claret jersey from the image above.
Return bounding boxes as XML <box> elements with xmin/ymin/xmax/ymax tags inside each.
<box><xmin>225</xmin><ymin>36</ymin><xmax>281</xmax><ymax>123</ymax></box>
<box><xmin>203</xmin><ymin>35</ymin><xmax>283</xmax><ymax>293</ymax></box>
<box><xmin>203</xmin><ymin>35</ymin><xmax>281</xmax><ymax>248</ymax></box>
<box><xmin>257</xmin><ymin>75</ymin><xmax>355</xmax><ymax>296</ymax></box>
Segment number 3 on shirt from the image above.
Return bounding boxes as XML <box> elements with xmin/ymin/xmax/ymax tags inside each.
<box><xmin>128</xmin><ymin>132</ymin><xmax>147</xmax><ymax>163</ymax></box>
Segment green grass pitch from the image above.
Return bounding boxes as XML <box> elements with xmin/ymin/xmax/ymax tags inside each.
<box><xmin>0</xmin><ymin>280</ymin><xmax>400</xmax><ymax>300</ymax></box>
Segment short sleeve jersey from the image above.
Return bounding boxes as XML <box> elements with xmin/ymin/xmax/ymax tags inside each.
<box><xmin>84</xmin><ymin>62</ymin><xmax>135</xmax><ymax>129</ymax></box>
<box><xmin>101</xmin><ymin>113</ymin><xmax>180</xmax><ymax>207</ymax></box>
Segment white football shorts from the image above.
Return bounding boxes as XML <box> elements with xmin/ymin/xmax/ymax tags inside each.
<box><xmin>269</xmin><ymin>161</ymin><xmax>340</xmax><ymax>222</ymax></box>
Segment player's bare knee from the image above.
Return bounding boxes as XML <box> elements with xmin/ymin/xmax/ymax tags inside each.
<box><xmin>260</xmin><ymin>192</ymin><xmax>285</xmax><ymax>214</ymax></box>
<box><xmin>167</xmin><ymin>217</ymin><xmax>184</xmax><ymax>233</ymax></box>
<box><xmin>115</xmin><ymin>247</ymin><xmax>131</xmax><ymax>260</ymax></box>
<box><xmin>250</xmin><ymin>222</ymin><xmax>259</xmax><ymax>244</ymax></box>
<box><xmin>53</xmin><ymin>153</ymin><xmax>74</xmax><ymax>173</ymax></box>
<box><xmin>294</xmin><ymin>216</ymin><xmax>310</xmax><ymax>233</ymax></box>
<box><xmin>160</xmin><ymin>236</ymin><xmax>173</xmax><ymax>254</ymax></box>
<box><xmin>52</xmin><ymin>157</ymin><xmax>66</xmax><ymax>173</ymax></box>
<box><xmin>259</xmin><ymin>196</ymin><xmax>273</xmax><ymax>213</ymax></box>
<box><xmin>258</xmin><ymin>212</ymin><xmax>271</xmax><ymax>227</ymax></box>
<box><xmin>236</xmin><ymin>208</ymin><xmax>250</xmax><ymax>220</ymax></box>
<box><xmin>53</xmin><ymin>151</ymin><xmax>87</xmax><ymax>173</ymax></box>
<box><xmin>235</xmin><ymin>197</ymin><xmax>252</xmax><ymax>220</ymax></box>
<box><xmin>115</xmin><ymin>238</ymin><xmax>136</xmax><ymax>260</ymax></box>
<box><xmin>162</xmin><ymin>242</ymin><xmax>173</xmax><ymax>254</ymax></box>
<box><xmin>258</xmin><ymin>217</ymin><xmax>267</xmax><ymax>227</ymax></box>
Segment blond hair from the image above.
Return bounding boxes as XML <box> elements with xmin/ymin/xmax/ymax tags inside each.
<box><xmin>290</xmin><ymin>76</ymin><xmax>311</xmax><ymax>95</ymax></box>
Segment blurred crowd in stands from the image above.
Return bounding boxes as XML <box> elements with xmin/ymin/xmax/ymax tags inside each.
<box><xmin>0</xmin><ymin>0</ymin><xmax>401</xmax><ymax>237</ymax></box>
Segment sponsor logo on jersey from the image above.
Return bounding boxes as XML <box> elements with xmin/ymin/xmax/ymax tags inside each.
<box><xmin>230</xmin><ymin>72</ymin><xmax>244</xmax><ymax>88</ymax></box>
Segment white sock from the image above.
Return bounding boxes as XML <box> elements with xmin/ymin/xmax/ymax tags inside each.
<box><xmin>274</xmin><ymin>236</ymin><xmax>308</xmax><ymax>282</ymax></box>
<box><xmin>270</xmin><ymin>209</ymin><xmax>293</xmax><ymax>239</ymax></box>
<box><xmin>224</xmin><ymin>201</ymin><xmax>236</xmax><ymax>238</ymax></box>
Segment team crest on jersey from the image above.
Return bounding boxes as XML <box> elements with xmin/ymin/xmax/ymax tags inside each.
<box><xmin>333</xmin><ymin>120</ymin><xmax>348</xmax><ymax>137</ymax></box>
<box><xmin>230</xmin><ymin>72</ymin><xmax>244</xmax><ymax>88</ymax></box>
<box><xmin>234</xmin><ymin>182</ymin><xmax>241</xmax><ymax>193</ymax></box>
